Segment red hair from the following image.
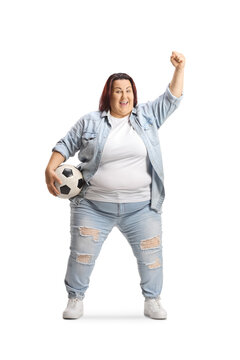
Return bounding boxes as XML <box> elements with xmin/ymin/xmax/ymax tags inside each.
<box><xmin>99</xmin><ymin>73</ymin><xmax>138</xmax><ymax>112</ymax></box>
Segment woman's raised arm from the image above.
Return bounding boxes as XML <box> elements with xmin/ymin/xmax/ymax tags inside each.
<box><xmin>169</xmin><ymin>51</ymin><xmax>185</xmax><ymax>98</ymax></box>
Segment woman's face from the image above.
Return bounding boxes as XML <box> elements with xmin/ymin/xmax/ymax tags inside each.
<box><xmin>109</xmin><ymin>79</ymin><xmax>134</xmax><ymax>118</ymax></box>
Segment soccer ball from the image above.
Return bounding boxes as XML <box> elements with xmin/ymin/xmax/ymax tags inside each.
<box><xmin>54</xmin><ymin>164</ymin><xmax>84</xmax><ymax>199</ymax></box>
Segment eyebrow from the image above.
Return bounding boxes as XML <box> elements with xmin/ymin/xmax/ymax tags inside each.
<box><xmin>113</xmin><ymin>86</ymin><xmax>132</xmax><ymax>90</ymax></box>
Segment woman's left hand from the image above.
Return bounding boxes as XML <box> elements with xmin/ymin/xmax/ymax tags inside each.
<box><xmin>170</xmin><ymin>51</ymin><xmax>185</xmax><ymax>70</ymax></box>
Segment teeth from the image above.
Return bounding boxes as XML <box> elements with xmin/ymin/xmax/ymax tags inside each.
<box><xmin>120</xmin><ymin>101</ymin><xmax>128</xmax><ymax>104</ymax></box>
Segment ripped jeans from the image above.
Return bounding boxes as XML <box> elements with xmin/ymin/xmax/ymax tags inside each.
<box><xmin>64</xmin><ymin>198</ymin><xmax>163</xmax><ymax>300</ymax></box>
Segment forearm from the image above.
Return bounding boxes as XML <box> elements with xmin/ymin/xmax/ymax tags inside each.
<box><xmin>169</xmin><ymin>68</ymin><xmax>184</xmax><ymax>98</ymax></box>
<box><xmin>46</xmin><ymin>151</ymin><xmax>65</xmax><ymax>171</ymax></box>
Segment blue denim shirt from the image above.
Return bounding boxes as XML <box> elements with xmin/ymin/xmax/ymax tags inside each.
<box><xmin>52</xmin><ymin>83</ymin><xmax>184</xmax><ymax>213</ymax></box>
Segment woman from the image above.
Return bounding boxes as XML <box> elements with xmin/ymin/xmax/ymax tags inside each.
<box><xmin>45</xmin><ymin>51</ymin><xmax>185</xmax><ymax>320</ymax></box>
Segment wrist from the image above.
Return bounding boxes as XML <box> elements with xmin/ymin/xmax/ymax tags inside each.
<box><xmin>174</xmin><ymin>66</ymin><xmax>184</xmax><ymax>72</ymax></box>
<box><xmin>45</xmin><ymin>165</ymin><xmax>55</xmax><ymax>173</ymax></box>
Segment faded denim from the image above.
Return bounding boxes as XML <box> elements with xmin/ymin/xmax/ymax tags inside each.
<box><xmin>65</xmin><ymin>198</ymin><xmax>163</xmax><ymax>300</ymax></box>
<box><xmin>53</xmin><ymin>83</ymin><xmax>184</xmax><ymax>213</ymax></box>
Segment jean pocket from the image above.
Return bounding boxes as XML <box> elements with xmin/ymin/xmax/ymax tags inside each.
<box><xmin>82</xmin><ymin>132</ymin><xmax>97</xmax><ymax>147</ymax></box>
<box><xmin>79</xmin><ymin>132</ymin><xmax>97</xmax><ymax>162</ymax></box>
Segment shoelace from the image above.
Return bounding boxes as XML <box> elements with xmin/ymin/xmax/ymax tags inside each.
<box><xmin>154</xmin><ymin>298</ymin><xmax>161</xmax><ymax>308</ymax></box>
<box><xmin>70</xmin><ymin>298</ymin><xmax>81</xmax><ymax>303</ymax></box>
<box><xmin>148</xmin><ymin>297</ymin><xmax>162</xmax><ymax>309</ymax></box>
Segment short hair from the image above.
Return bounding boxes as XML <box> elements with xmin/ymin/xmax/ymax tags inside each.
<box><xmin>99</xmin><ymin>73</ymin><xmax>138</xmax><ymax>112</ymax></box>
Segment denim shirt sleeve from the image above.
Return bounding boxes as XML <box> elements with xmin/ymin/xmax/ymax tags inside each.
<box><xmin>139</xmin><ymin>83</ymin><xmax>184</xmax><ymax>129</ymax></box>
<box><xmin>52</xmin><ymin>118</ymin><xmax>83</xmax><ymax>161</ymax></box>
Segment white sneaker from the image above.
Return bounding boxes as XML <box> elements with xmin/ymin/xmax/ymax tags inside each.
<box><xmin>144</xmin><ymin>296</ymin><xmax>167</xmax><ymax>320</ymax></box>
<box><xmin>63</xmin><ymin>298</ymin><xmax>83</xmax><ymax>319</ymax></box>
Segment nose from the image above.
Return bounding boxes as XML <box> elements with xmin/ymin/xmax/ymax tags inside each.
<box><xmin>121</xmin><ymin>90</ymin><xmax>128</xmax><ymax>98</ymax></box>
<box><xmin>120</xmin><ymin>94</ymin><xmax>128</xmax><ymax>101</ymax></box>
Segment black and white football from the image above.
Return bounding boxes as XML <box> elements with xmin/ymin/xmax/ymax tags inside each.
<box><xmin>54</xmin><ymin>164</ymin><xmax>84</xmax><ymax>199</ymax></box>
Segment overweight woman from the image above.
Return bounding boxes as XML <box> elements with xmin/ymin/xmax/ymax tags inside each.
<box><xmin>45</xmin><ymin>51</ymin><xmax>185</xmax><ymax>320</ymax></box>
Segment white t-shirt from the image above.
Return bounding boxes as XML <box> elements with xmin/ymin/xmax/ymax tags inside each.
<box><xmin>84</xmin><ymin>110</ymin><xmax>152</xmax><ymax>202</ymax></box>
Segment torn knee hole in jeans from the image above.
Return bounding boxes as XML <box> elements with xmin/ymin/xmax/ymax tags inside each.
<box><xmin>79</xmin><ymin>226</ymin><xmax>100</xmax><ymax>241</ymax></box>
<box><xmin>76</xmin><ymin>253</ymin><xmax>92</xmax><ymax>264</ymax></box>
<box><xmin>140</xmin><ymin>236</ymin><xmax>161</xmax><ymax>250</ymax></box>
<box><xmin>148</xmin><ymin>258</ymin><xmax>161</xmax><ymax>269</ymax></box>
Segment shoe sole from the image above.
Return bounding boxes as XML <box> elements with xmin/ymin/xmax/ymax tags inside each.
<box><xmin>63</xmin><ymin>313</ymin><xmax>83</xmax><ymax>319</ymax></box>
<box><xmin>63</xmin><ymin>317</ymin><xmax>79</xmax><ymax>320</ymax></box>
<box><xmin>144</xmin><ymin>312</ymin><xmax>167</xmax><ymax>320</ymax></box>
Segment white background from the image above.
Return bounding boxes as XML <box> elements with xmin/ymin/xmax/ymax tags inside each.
<box><xmin>1</xmin><ymin>0</ymin><xmax>240</xmax><ymax>359</ymax></box>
